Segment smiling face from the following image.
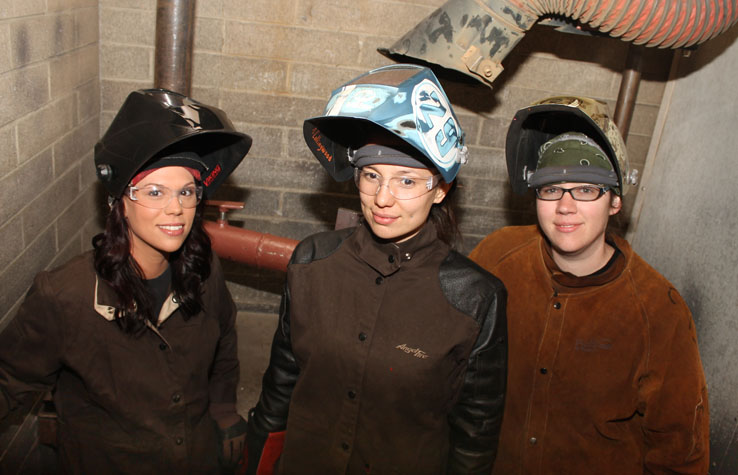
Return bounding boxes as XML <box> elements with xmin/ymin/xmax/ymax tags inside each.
<box><xmin>358</xmin><ymin>163</ymin><xmax>450</xmax><ymax>243</ymax></box>
<box><xmin>123</xmin><ymin>166</ymin><xmax>198</xmax><ymax>276</ymax></box>
<box><xmin>536</xmin><ymin>182</ymin><xmax>621</xmax><ymax>275</ymax></box>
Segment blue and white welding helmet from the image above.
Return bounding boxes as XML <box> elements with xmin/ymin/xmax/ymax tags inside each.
<box><xmin>303</xmin><ymin>64</ymin><xmax>468</xmax><ymax>183</ymax></box>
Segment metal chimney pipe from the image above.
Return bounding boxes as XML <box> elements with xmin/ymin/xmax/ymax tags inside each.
<box><xmin>154</xmin><ymin>0</ymin><xmax>196</xmax><ymax>95</ymax></box>
<box><xmin>613</xmin><ymin>44</ymin><xmax>644</xmax><ymax>140</ymax></box>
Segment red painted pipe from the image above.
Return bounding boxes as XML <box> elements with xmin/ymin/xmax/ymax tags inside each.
<box><xmin>204</xmin><ymin>201</ymin><xmax>298</xmax><ymax>272</ymax></box>
<box><xmin>510</xmin><ymin>0</ymin><xmax>738</xmax><ymax>48</ymax></box>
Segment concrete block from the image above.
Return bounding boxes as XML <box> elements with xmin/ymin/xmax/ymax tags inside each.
<box><xmin>100</xmin><ymin>79</ymin><xmax>152</xmax><ymax>113</ymax></box>
<box><xmin>75</xmin><ymin>7</ymin><xmax>100</xmax><ymax>48</ymax></box>
<box><xmin>194</xmin><ymin>17</ymin><xmax>224</xmax><ymax>52</ymax></box>
<box><xmin>193</xmin><ymin>53</ymin><xmax>288</xmax><ymax>93</ymax></box>
<box><xmin>230</xmin><ymin>157</ymin><xmax>348</xmax><ymax>194</ymax></box>
<box><xmin>457</xmin><ymin>176</ymin><xmax>532</xmax><ymax>212</ymax></box>
<box><xmin>0</xmin><ymin>0</ymin><xmax>45</xmax><ymax>20</ymax></box>
<box><xmin>0</xmin><ymin>63</ymin><xmax>49</xmax><ymax>128</ymax></box>
<box><xmin>53</xmin><ymin>117</ymin><xmax>99</xmax><ymax>179</ymax></box>
<box><xmin>0</xmin><ymin>213</ymin><xmax>24</xmax><ymax>271</ymax></box>
<box><xmin>624</xmin><ymin>133</ymin><xmax>651</xmax><ymax>170</ymax></box>
<box><xmin>0</xmin><ymin>149</ymin><xmax>53</xmax><ymax>225</ymax></box>
<box><xmin>10</xmin><ymin>13</ymin><xmax>76</xmax><ymax>67</ymax></box>
<box><xmin>224</xmin><ymin>22</ymin><xmax>361</xmax><ymax>64</ymax></box>
<box><xmin>0</xmin><ymin>24</ymin><xmax>11</xmax><ymax>74</ymax></box>
<box><xmin>22</xmin><ymin>166</ymin><xmax>78</xmax><ymax>242</ymax></box>
<box><xmin>289</xmin><ymin>63</ymin><xmax>365</xmax><ymax>97</ymax></box>
<box><xmin>281</xmin><ymin>191</ymin><xmax>361</xmax><ymax>223</ymax></box>
<box><xmin>627</xmin><ymin>103</ymin><xmax>660</xmax><ymax>136</ymax></box>
<box><xmin>56</xmin><ymin>186</ymin><xmax>96</xmax><ymax>252</ymax></box>
<box><xmin>296</xmin><ymin>0</ymin><xmax>440</xmax><ymax>36</ymax></box>
<box><xmin>477</xmin><ymin>115</ymin><xmax>510</xmax><ymax>149</ymax></box>
<box><xmin>223</xmin><ymin>0</ymin><xmax>296</xmax><ymax>23</ymax></box>
<box><xmin>99</xmin><ymin>0</ymin><xmax>154</xmax><ymax>9</ymax></box>
<box><xmin>78</xmin><ymin>79</ymin><xmax>101</xmax><ymax>123</ymax></box>
<box><xmin>225</xmin><ymin>90</ymin><xmax>324</xmax><ymax>127</ymax></box>
<box><xmin>196</xmin><ymin>0</ymin><xmax>224</xmax><ymax>18</ymax></box>
<box><xmin>209</xmin><ymin>186</ymin><xmax>283</xmax><ymax>217</ymax></box>
<box><xmin>50</xmin><ymin>46</ymin><xmax>99</xmax><ymax>99</ymax></box>
<box><xmin>456</xmin><ymin>205</ymin><xmax>535</xmax><ymax>238</ymax></box>
<box><xmin>230</xmin><ymin>124</ymin><xmax>283</xmax><ymax>159</ymax></box>
<box><xmin>0</xmin><ymin>124</ymin><xmax>17</xmax><ymax>175</ymax></box>
<box><xmin>459</xmin><ymin>145</ymin><xmax>507</xmax><ymax>180</ymax></box>
<box><xmin>286</xmin><ymin>127</ymin><xmax>318</xmax><ymax>161</ymax></box>
<box><xmin>437</xmin><ymin>79</ymin><xmax>500</xmax><ymax>119</ymax></box>
<box><xmin>17</xmin><ymin>95</ymin><xmax>77</xmax><ymax>163</ymax></box>
<box><xmin>49</xmin><ymin>0</ymin><xmax>98</xmax><ymax>10</ymax></box>
<box><xmin>0</xmin><ymin>226</ymin><xmax>55</xmax><ymax>320</ymax></box>
<box><xmin>99</xmin><ymin>7</ymin><xmax>155</xmax><ymax>46</ymax></box>
<box><xmin>100</xmin><ymin>44</ymin><xmax>152</xmax><ymax>80</ymax></box>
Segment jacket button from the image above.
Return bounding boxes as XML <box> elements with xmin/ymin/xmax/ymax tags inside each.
<box><xmin>540</xmin><ymin>368</ymin><xmax>548</xmax><ymax>374</ymax></box>
<box><xmin>341</xmin><ymin>442</ymin><xmax>350</xmax><ymax>451</ymax></box>
<box><xmin>375</xmin><ymin>276</ymin><xmax>383</xmax><ymax>285</ymax></box>
<box><xmin>159</xmin><ymin>343</ymin><xmax>168</xmax><ymax>351</ymax></box>
<box><xmin>388</xmin><ymin>255</ymin><xmax>395</xmax><ymax>263</ymax></box>
<box><xmin>348</xmin><ymin>390</ymin><xmax>356</xmax><ymax>399</ymax></box>
<box><xmin>358</xmin><ymin>332</ymin><xmax>367</xmax><ymax>341</ymax></box>
<box><xmin>529</xmin><ymin>437</ymin><xmax>537</xmax><ymax>445</ymax></box>
<box><xmin>175</xmin><ymin>437</ymin><xmax>183</xmax><ymax>445</ymax></box>
<box><xmin>172</xmin><ymin>393</ymin><xmax>181</xmax><ymax>403</ymax></box>
<box><xmin>553</xmin><ymin>302</ymin><xmax>561</xmax><ymax>309</ymax></box>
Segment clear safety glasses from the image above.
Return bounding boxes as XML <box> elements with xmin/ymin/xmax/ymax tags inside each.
<box><xmin>125</xmin><ymin>184</ymin><xmax>203</xmax><ymax>209</ymax></box>
<box><xmin>535</xmin><ymin>185</ymin><xmax>610</xmax><ymax>202</ymax></box>
<box><xmin>354</xmin><ymin>169</ymin><xmax>441</xmax><ymax>200</ymax></box>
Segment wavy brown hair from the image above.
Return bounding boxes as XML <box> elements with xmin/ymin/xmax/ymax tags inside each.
<box><xmin>92</xmin><ymin>198</ymin><xmax>211</xmax><ymax>336</ymax></box>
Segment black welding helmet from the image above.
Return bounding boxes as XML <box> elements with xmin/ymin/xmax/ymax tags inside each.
<box><xmin>95</xmin><ymin>89</ymin><xmax>252</xmax><ymax>198</ymax></box>
<box><xmin>506</xmin><ymin>96</ymin><xmax>638</xmax><ymax>196</ymax></box>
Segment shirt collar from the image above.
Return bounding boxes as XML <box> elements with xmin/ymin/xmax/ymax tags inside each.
<box><xmin>540</xmin><ymin>234</ymin><xmax>627</xmax><ymax>289</ymax></box>
<box><xmin>93</xmin><ymin>276</ymin><xmax>180</xmax><ymax>326</ymax></box>
<box><xmin>353</xmin><ymin>221</ymin><xmax>443</xmax><ymax>277</ymax></box>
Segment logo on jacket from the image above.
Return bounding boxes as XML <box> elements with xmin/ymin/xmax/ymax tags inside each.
<box><xmin>395</xmin><ymin>343</ymin><xmax>429</xmax><ymax>359</ymax></box>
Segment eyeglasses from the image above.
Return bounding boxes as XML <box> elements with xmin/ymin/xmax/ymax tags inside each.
<box><xmin>125</xmin><ymin>184</ymin><xmax>203</xmax><ymax>209</ymax></box>
<box><xmin>535</xmin><ymin>185</ymin><xmax>610</xmax><ymax>202</ymax></box>
<box><xmin>354</xmin><ymin>169</ymin><xmax>441</xmax><ymax>200</ymax></box>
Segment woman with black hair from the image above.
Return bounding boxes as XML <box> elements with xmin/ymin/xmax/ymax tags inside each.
<box><xmin>243</xmin><ymin>65</ymin><xmax>508</xmax><ymax>475</ymax></box>
<box><xmin>0</xmin><ymin>89</ymin><xmax>252</xmax><ymax>474</ymax></box>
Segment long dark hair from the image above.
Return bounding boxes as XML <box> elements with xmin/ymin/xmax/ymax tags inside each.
<box><xmin>92</xmin><ymin>198</ymin><xmax>212</xmax><ymax>336</ymax></box>
<box><xmin>429</xmin><ymin>180</ymin><xmax>460</xmax><ymax>247</ymax></box>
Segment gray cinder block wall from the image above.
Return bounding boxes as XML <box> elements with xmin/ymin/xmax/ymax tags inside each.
<box><xmin>0</xmin><ymin>0</ymin><xmax>101</xmax><ymax>329</ymax></box>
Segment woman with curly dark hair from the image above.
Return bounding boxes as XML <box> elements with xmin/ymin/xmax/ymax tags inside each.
<box><xmin>0</xmin><ymin>89</ymin><xmax>252</xmax><ymax>474</ymax></box>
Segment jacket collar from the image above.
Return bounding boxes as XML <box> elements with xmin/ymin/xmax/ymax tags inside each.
<box><xmin>540</xmin><ymin>233</ymin><xmax>629</xmax><ymax>290</ymax></box>
<box><xmin>93</xmin><ymin>276</ymin><xmax>180</xmax><ymax>326</ymax></box>
<box><xmin>353</xmin><ymin>221</ymin><xmax>443</xmax><ymax>277</ymax></box>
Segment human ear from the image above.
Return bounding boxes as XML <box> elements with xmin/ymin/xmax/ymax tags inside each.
<box><xmin>433</xmin><ymin>180</ymin><xmax>452</xmax><ymax>204</ymax></box>
<box><xmin>609</xmin><ymin>194</ymin><xmax>622</xmax><ymax>216</ymax></box>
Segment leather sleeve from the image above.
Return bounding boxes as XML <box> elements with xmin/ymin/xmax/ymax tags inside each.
<box><xmin>440</xmin><ymin>251</ymin><xmax>508</xmax><ymax>475</ymax></box>
<box><xmin>245</xmin><ymin>228</ymin><xmax>354</xmax><ymax>473</ymax></box>
<box><xmin>245</xmin><ymin>278</ymin><xmax>299</xmax><ymax>474</ymax></box>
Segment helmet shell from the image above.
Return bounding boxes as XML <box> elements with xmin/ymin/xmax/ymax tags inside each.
<box><xmin>506</xmin><ymin>96</ymin><xmax>638</xmax><ymax>195</ymax></box>
<box><xmin>303</xmin><ymin>64</ymin><xmax>467</xmax><ymax>183</ymax></box>
<box><xmin>95</xmin><ymin>89</ymin><xmax>252</xmax><ymax>197</ymax></box>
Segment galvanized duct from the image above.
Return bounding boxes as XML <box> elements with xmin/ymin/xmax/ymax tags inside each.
<box><xmin>381</xmin><ymin>0</ymin><xmax>738</xmax><ymax>87</ymax></box>
<box><xmin>154</xmin><ymin>0</ymin><xmax>196</xmax><ymax>95</ymax></box>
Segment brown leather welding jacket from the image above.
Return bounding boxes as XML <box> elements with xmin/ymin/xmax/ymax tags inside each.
<box><xmin>0</xmin><ymin>251</ymin><xmax>240</xmax><ymax>474</ymax></box>
<box><xmin>247</xmin><ymin>222</ymin><xmax>507</xmax><ymax>474</ymax></box>
<box><xmin>469</xmin><ymin>225</ymin><xmax>709</xmax><ymax>475</ymax></box>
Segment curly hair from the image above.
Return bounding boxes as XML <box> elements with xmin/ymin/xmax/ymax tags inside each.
<box><xmin>92</xmin><ymin>198</ymin><xmax>212</xmax><ymax>336</ymax></box>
